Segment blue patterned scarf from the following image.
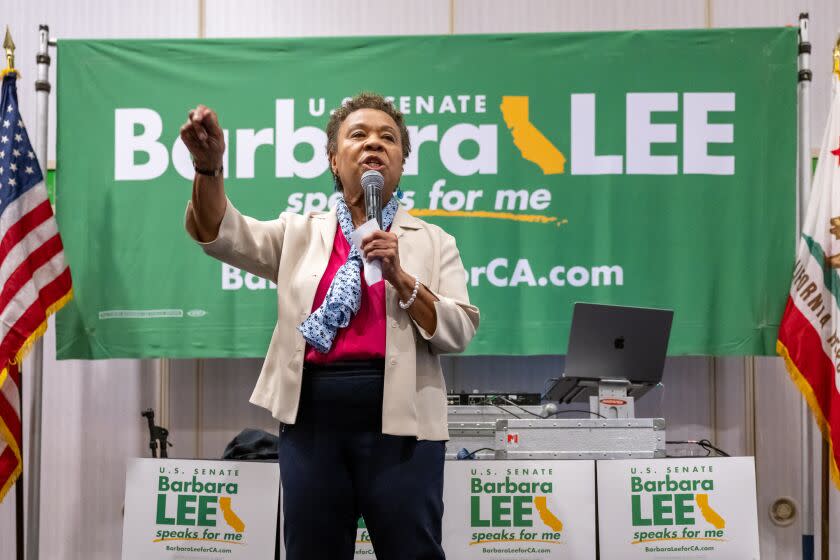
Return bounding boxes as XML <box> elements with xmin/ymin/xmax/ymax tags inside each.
<box><xmin>297</xmin><ymin>195</ymin><xmax>399</xmax><ymax>353</ymax></box>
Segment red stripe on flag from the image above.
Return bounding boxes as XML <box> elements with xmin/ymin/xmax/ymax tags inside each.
<box><xmin>0</xmin><ymin>393</ymin><xmax>21</xmax><ymax>441</ymax></box>
<box><xmin>0</xmin><ymin>199</ymin><xmax>53</xmax><ymax>266</ymax></box>
<box><xmin>0</xmin><ymin>267</ymin><xmax>72</xmax><ymax>365</ymax></box>
<box><xmin>778</xmin><ymin>296</ymin><xmax>840</xmax><ymax>487</ymax></box>
<box><xmin>0</xmin><ymin>446</ymin><xmax>19</xmax><ymax>483</ymax></box>
<box><xmin>0</xmin><ymin>234</ymin><xmax>64</xmax><ymax>312</ymax></box>
<box><xmin>0</xmin><ymin>443</ymin><xmax>20</xmax><ymax>502</ymax></box>
<box><xmin>778</xmin><ymin>297</ymin><xmax>836</xmax><ymax>409</ymax></box>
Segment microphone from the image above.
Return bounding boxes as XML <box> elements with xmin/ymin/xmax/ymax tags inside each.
<box><xmin>361</xmin><ymin>169</ymin><xmax>384</xmax><ymax>228</ymax></box>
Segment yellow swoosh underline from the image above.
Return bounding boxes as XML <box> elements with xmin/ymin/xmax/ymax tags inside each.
<box><xmin>468</xmin><ymin>539</ymin><xmax>563</xmax><ymax>546</ymax></box>
<box><xmin>152</xmin><ymin>538</ymin><xmax>245</xmax><ymax>545</ymax></box>
<box><xmin>409</xmin><ymin>209</ymin><xmax>567</xmax><ymax>225</ymax></box>
<box><xmin>631</xmin><ymin>537</ymin><xmax>727</xmax><ymax>545</ymax></box>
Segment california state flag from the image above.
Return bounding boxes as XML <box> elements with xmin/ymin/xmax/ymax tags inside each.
<box><xmin>777</xmin><ymin>71</ymin><xmax>840</xmax><ymax>489</ymax></box>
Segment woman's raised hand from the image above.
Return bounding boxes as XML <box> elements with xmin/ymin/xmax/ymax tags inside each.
<box><xmin>180</xmin><ymin>105</ymin><xmax>226</xmax><ymax>171</ymax></box>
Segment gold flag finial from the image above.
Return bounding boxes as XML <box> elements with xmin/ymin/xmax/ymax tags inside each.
<box><xmin>834</xmin><ymin>33</ymin><xmax>840</xmax><ymax>78</ymax></box>
<box><xmin>3</xmin><ymin>26</ymin><xmax>14</xmax><ymax>72</ymax></box>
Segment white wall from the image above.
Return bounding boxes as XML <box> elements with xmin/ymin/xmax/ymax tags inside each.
<box><xmin>1</xmin><ymin>1</ymin><xmax>839</xmax><ymax>558</ymax></box>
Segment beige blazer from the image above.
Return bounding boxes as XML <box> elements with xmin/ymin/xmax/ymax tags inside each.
<box><xmin>185</xmin><ymin>198</ymin><xmax>480</xmax><ymax>440</ymax></box>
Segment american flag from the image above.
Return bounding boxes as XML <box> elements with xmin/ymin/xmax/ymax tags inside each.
<box><xmin>0</xmin><ymin>72</ymin><xmax>72</xmax><ymax>502</ymax></box>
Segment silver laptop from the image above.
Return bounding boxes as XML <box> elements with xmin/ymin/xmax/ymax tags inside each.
<box><xmin>545</xmin><ymin>302</ymin><xmax>673</xmax><ymax>403</ymax></box>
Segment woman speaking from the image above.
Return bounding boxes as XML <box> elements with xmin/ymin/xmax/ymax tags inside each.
<box><xmin>181</xmin><ymin>93</ymin><xmax>480</xmax><ymax>560</ymax></box>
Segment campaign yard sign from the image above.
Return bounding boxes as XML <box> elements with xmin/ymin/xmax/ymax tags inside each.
<box><xmin>122</xmin><ymin>458</ymin><xmax>279</xmax><ymax>560</ymax></box>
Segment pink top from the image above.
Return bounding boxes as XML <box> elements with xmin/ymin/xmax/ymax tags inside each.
<box><xmin>304</xmin><ymin>227</ymin><xmax>386</xmax><ymax>364</ymax></box>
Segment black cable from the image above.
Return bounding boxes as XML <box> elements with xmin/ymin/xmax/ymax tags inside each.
<box><xmin>697</xmin><ymin>439</ymin><xmax>730</xmax><ymax>457</ymax></box>
<box><xmin>493</xmin><ymin>396</ymin><xmax>544</xmax><ymax>417</ymax></box>
<box><xmin>466</xmin><ymin>396</ymin><xmax>523</xmax><ymax>418</ymax></box>
<box><xmin>487</xmin><ymin>403</ymin><xmax>523</xmax><ymax>419</ymax></box>
<box><xmin>546</xmin><ymin>409</ymin><xmax>607</xmax><ymax>419</ymax></box>
<box><xmin>458</xmin><ymin>447</ymin><xmax>494</xmax><ymax>459</ymax></box>
<box><xmin>666</xmin><ymin>439</ymin><xmax>730</xmax><ymax>457</ymax></box>
<box><xmin>667</xmin><ymin>440</ymin><xmax>705</xmax><ymax>455</ymax></box>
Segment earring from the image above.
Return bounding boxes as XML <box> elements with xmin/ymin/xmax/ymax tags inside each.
<box><xmin>396</xmin><ymin>185</ymin><xmax>404</xmax><ymax>201</ymax></box>
<box><xmin>333</xmin><ymin>175</ymin><xmax>341</xmax><ymax>192</ymax></box>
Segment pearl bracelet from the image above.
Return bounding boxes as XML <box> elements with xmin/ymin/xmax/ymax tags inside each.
<box><xmin>398</xmin><ymin>275</ymin><xmax>420</xmax><ymax>310</ymax></box>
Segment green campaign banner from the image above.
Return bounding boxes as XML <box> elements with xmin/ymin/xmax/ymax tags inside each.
<box><xmin>55</xmin><ymin>28</ymin><xmax>796</xmax><ymax>359</ymax></box>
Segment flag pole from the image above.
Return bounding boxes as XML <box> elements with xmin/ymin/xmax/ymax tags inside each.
<box><xmin>796</xmin><ymin>13</ymin><xmax>815</xmax><ymax>560</ymax></box>
<box><xmin>27</xmin><ymin>23</ymin><xmax>53</xmax><ymax>560</ymax></box>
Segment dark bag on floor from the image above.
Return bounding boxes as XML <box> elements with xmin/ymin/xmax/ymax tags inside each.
<box><xmin>222</xmin><ymin>428</ymin><xmax>279</xmax><ymax>460</ymax></box>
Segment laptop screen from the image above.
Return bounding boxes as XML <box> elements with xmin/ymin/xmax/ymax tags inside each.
<box><xmin>563</xmin><ymin>302</ymin><xmax>673</xmax><ymax>384</ymax></box>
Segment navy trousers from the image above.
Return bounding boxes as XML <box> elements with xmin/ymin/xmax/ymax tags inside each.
<box><xmin>279</xmin><ymin>362</ymin><xmax>446</xmax><ymax>560</ymax></box>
